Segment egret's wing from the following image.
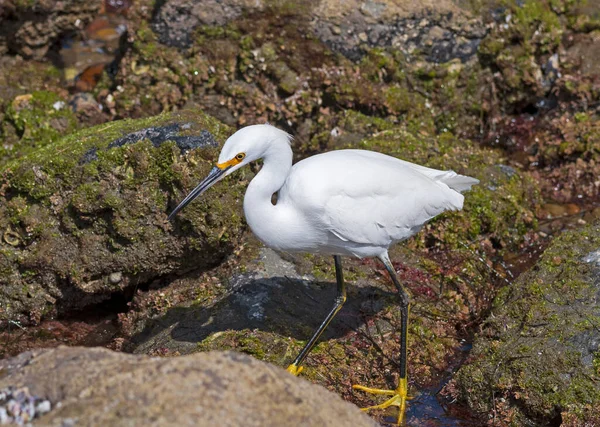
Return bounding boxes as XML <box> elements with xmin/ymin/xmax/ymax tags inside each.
<box><xmin>283</xmin><ymin>150</ymin><xmax>467</xmax><ymax>247</ymax></box>
<box><xmin>322</xmin><ymin>179</ymin><xmax>461</xmax><ymax>246</ymax></box>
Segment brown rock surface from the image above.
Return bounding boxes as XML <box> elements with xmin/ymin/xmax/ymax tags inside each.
<box><xmin>149</xmin><ymin>0</ymin><xmax>485</xmax><ymax>61</ymax></box>
<box><xmin>0</xmin><ymin>0</ymin><xmax>100</xmax><ymax>59</ymax></box>
<box><xmin>0</xmin><ymin>346</ymin><xmax>377</xmax><ymax>426</ymax></box>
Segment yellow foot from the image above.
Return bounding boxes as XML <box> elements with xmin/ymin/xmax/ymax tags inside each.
<box><xmin>353</xmin><ymin>378</ymin><xmax>412</xmax><ymax>426</ymax></box>
<box><xmin>286</xmin><ymin>364</ymin><xmax>304</xmax><ymax>376</ymax></box>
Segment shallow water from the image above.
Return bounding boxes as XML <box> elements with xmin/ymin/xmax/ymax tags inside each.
<box><xmin>403</xmin><ymin>390</ymin><xmax>477</xmax><ymax>427</ymax></box>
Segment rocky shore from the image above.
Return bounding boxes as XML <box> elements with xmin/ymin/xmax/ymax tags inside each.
<box><xmin>1</xmin><ymin>0</ymin><xmax>599</xmax><ymax>425</ymax></box>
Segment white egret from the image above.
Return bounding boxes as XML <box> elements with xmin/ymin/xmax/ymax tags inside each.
<box><xmin>169</xmin><ymin>124</ymin><xmax>478</xmax><ymax>425</ymax></box>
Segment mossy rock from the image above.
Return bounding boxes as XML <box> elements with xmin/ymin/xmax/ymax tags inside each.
<box><xmin>456</xmin><ymin>221</ymin><xmax>600</xmax><ymax>425</ymax></box>
<box><xmin>0</xmin><ymin>109</ymin><xmax>249</xmax><ymax>324</ymax></box>
<box><xmin>474</xmin><ymin>0</ymin><xmax>599</xmax><ymax>112</ymax></box>
<box><xmin>1</xmin><ymin>91</ymin><xmax>78</xmax><ymax>165</ymax></box>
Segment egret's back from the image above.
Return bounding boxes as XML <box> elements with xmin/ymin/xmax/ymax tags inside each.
<box><xmin>279</xmin><ymin>149</ymin><xmax>478</xmax><ymax>256</ymax></box>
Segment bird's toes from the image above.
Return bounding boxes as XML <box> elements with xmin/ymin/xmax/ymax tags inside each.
<box><xmin>285</xmin><ymin>364</ymin><xmax>304</xmax><ymax>376</ymax></box>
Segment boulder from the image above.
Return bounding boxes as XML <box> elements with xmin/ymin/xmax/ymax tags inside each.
<box><xmin>0</xmin><ymin>110</ymin><xmax>247</xmax><ymax>324</ymax></box>
<box><xmin>0</xmin><ymin>346</ymin><xmax>376</xmax><ymax>426</ymax></box>
<box><xmin>101</xmin><ymin>0</ymin><xmax>490</xmax><ymax>136</ymax></box>
<box><xmin>150</xmin><ymin>0</ymin><xmax>485</xmax><ymax>62</ymax></box>
<box><xmin>456</xmin><ymin>221</ymin><xmax>600</xmax><ymax>426</ymax></box>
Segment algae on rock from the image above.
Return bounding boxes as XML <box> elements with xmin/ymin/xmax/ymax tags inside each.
<box><xmin>456</xmin><ymin>221</ymin><xmax>600</xmax><ymax>426</ymax></box>
<box><xmin>0</xmin><ymin>109</ymin><xmax>248</xmax><ymax>324</ymax></box>
<box><xmin>1</xmin><ymin>90</ymin><xmax>78</xmax><ymax>166</ymax></box>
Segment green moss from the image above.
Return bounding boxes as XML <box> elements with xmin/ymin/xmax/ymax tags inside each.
<box><xmin>197</xmin><ymin>330</ymin><xmax>290</xmax><ymax>365</ymax></box>
<box><xmin>383</xmin><ymin>85</ymin><xmax>414</xmax><ymax>114</ymax></box>
<box><xmin>512</xmin><ymin>0</ymin><xmax>563</xmax><ymax>51</ymax></box>
<box><xmin>474</xmin><ymin>0</ymin><xmax>572</xmax><ymax>110</ymax></box>
<box><xmin>134</xmin><ymin>21</ymin><xmax>160</xmax><ymax>59</ymax></box>
<box><xmin>457</xmin><ymin>222</ymin><xmax>600</xmax><ymax>425</ymax></box>
<box><xmin>1</xmin><ymin>91</ymin><xmax>78</xmax><ymax>165</ymax></box>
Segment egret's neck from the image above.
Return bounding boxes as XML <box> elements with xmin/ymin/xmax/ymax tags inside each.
<box><xmin>243</xmin><ymin>143</ymin><xmax>293</xmax><ymax>246</ymax></box>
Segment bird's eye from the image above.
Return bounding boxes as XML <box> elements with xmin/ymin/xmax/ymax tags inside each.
<box><xmin>235</xmin><ymin>153</ymin><xmax>246</xmax><ymax>161</ymax></box>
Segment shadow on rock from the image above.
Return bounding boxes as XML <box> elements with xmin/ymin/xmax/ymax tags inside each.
<box><xmin>129</xmin><ymin>274</ymin><xmax>393</xmax><ymax>356</ymax></box>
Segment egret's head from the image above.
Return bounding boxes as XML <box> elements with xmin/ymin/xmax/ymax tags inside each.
<box><xmin>216</xmin><ymin>124</ymin><xmax>291</xmax><ymax>175</ymax></box>
<box><xmin>168</xmin><ymin>124</ymin><xmax>291</xmax><ymax>220</ymax></box>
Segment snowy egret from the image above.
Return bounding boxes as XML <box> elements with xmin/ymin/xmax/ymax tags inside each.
<box><xmin>169</xmin><ymin>124</ymin><xmax>478</xmax><ymax>425</ymax></box>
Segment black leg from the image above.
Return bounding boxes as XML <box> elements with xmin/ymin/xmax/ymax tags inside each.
<box><xmin>352</xmin><ymin>253</ymin><xmax>412</xmax><ymax>426</ymax></box>
<box><xmin>380</xmin><ymin>256</ymin><xmax>410</xmax><ymax>383</ymax></box>
<box><xmin>286</xmin><ymin>255</ymin><xmax>347</xmax><ymax>375</ymax></box>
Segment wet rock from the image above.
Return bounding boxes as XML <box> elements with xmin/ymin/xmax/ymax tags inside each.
<box><xmin>0</xmin><ymin>109</ymin><xmax>247</xmax><ymax>324</ymax></box>
<box><xmin>104</xmin><ymin>0</ymin><xmax>134</xmax><ymax>15</ymax></box>
<box><xmin>72</xmin><ymin>63</ymin><xmax>109</xmax><ymax>92</ymax></box>
<box><xmin>456</xmin><ymin>221</ymin><xmax>600</xmax><ymax>426</ymax></box>
<box><xmin>151</xmin><ymin>0</ymin><xmax>265</xmax><ymax>48</ymax></box>
<box><xmin>313</xmin><ymin>2</ymin><xmax>486</xmax><ymax>62</ymax></box>
<box><xmin>0</xmin><ymin>347</ymin><xmax>376</xmax><ymax>426</ymax></box>
<box><xmin>82</xmin><ymin>122</ymin><xmax>219</xmax><ymax>163</ymax></box>
<box><xmin>0</xmin><ymin>0</ymin><xmax>100</xmax><ymax>60</ymax></box>
<box><xmin>108</xmin><ymin>122</ymin><xmax>218</xmax><ymax>151</ymax></box>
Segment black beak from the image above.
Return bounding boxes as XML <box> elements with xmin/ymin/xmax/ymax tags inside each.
<box><xmin>168</xmin><ymin>166</ymin><xmax>228</xmax><ymax>220</ymax></box>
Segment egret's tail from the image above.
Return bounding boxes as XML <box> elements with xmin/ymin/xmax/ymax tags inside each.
<box><xmin>438</xmin><ymin>172</ymin><xmax>479</xmax><ymax>194</ymax></box>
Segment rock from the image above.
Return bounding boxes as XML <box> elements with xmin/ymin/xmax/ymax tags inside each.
<box><xmin>98</xmin><ymin>0</ymin><xmax>496</xmax><ymax>139</ymax></box>
<box><xmin>456</xmin><ymin>221</ymin><xmax>600</xmax><ymax>426</ymax></box>
<box><xmin>475</xmin><ymin>1</ymin><xmax>598</xmax><ymax>114</ymax></box>
<box><xmin>0</xmin><ymin>109</ymin><xmax>248</xmax><ymax>324</ymax></box>
<box><xmin>563</xmin><ymin>32</ymin><xmax>600</xmax><ymax>81</ymax></box>
<box><xmin>68</xmin><ymin>92</ymin><xmax>107</xmax><ymax>126</ymax></box>
<box><xmin>151</xmin><ymin>0</ymin><xmax>266</xmax><ymax>48</ymax></box>
<box><xmin>0</xmin><ymin>385</ymin><xmax>52</xmax><ymax>424</ymax></box>
<box><xmin>108</xmin><ymin>271</ymin><xmax>123</xmax><ymax>284</ymax></box>
<box><xmin>126</xmin><ymin>247</ymin><xmax>384</xmax><ymax>356</ymax></box>
<box><xmin>0</xmin><ymin>57</ymin><xmax>63</xmax><ymax>119</ymax></box>
<box><xmin>0</xmin><ymin>346</ymin><xmax>377</xmax><ymax>426</ymax></box>
<box><xmin>150</xmin><ymin>0</ymin><xmax>486</xmax><ymax>62</ymax></box>
<box><xmin>312</xmin><ymin>0</ymin><xmax>486</xmax><ymax>62</ymax></box>
<box><xmin>0</xmin><ymin>0</ymin><xmax>100</xmax><ymax>60</ymax></box>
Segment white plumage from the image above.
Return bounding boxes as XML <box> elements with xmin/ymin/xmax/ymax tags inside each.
<box><xmin>276</xmin><ymin>149</ymin><xmax>469</xmax><ymax>257</ymax></box>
